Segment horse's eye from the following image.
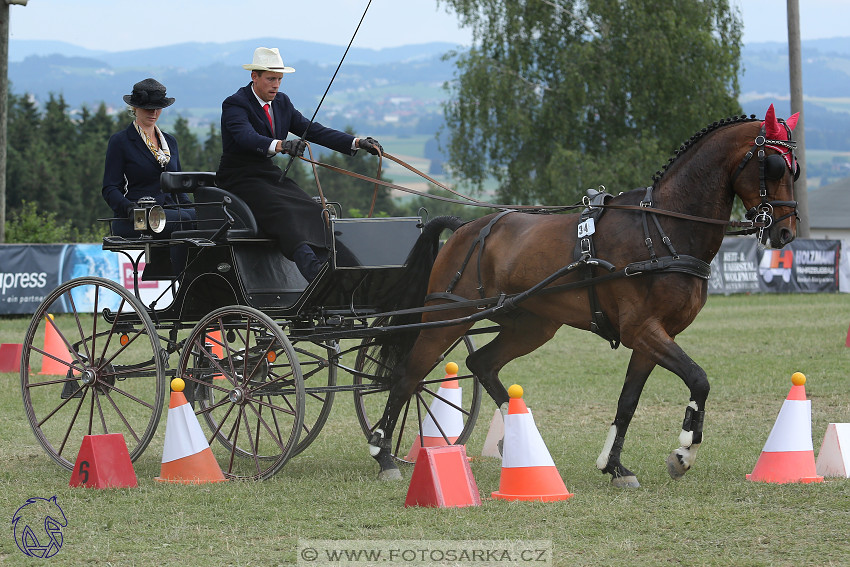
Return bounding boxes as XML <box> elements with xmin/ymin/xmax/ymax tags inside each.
<box><xmin>764</xmin><ymin>154</ymin><xmax>787</xmax><ymax>181</ymax></box>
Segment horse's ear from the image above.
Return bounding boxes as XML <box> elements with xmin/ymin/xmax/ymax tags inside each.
<box><xmin>762</xmin><ymin>104</ymin><xmax>784</xmax><ymax>139</ymax></box>
<box><xmin>786</xmin><ymin>112</ymin><xmax>800</xmax><ymax>131</ymax></box>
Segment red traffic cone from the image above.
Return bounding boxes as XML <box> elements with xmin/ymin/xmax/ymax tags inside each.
<box><xmin>69</xmin><ymin>434</ymin><xmax>137</xmax><ymax>489</ymax></box>
<box><xmin>40</xmin><ymin>314</ymin><xmax>74</xmax><ymax>375</ymax></box>
<box><xmin>155</xmin><ymin>378</ymin><xmax>227</xmax><ymax>484</ymax></box>
<box><xmin>405</xmin><ymin>362</ymin><xmax>465</xmax><ymax>461</ymax></box>
<box><xmin>747</xmin><ymin>372</ymin><xmax>823</xmax><ymax>484</ymax></box>
<box><xmin>205</xmin><ymin>330</ymin><xmax>225</xmax><ymax>380</ymax></box>
<box><xmin>404</xmin><ymin>445</ymin><xmax>481</xmax><ymax>508</ymax></box>
<box><xmin>0</xmin><ymin>343</ymin><xmax>23</xmax><ymax>373</ymax></box>
<box><xmin>492</xmin><ymin>384</ymin><xmax>573</xmax><ymax>502</ymax></box>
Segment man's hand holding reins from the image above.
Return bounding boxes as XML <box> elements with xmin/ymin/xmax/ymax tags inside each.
<box><xmin>279</xmin><ymin>139</ymin><xmax>307</xmax><ymax>157</ymax></box>
<box><xmin>357</xmin><ymin>136</ymin><xmax>383</xmax><ymax>156</ymax></box>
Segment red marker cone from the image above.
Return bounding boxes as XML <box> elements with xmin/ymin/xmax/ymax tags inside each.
<box><xmin>0</xmin><ymin>343</ymin><xmax>23</xmax><ymax>373</ymax></box>
<box><xmin>747</xmin><ymin>372</ymin><xmax>823</xmax><ymax>484</ymax></box>
<box><xmin>405</xmin><ymin>362</ymin><xmax>465</xmax><ymax>461</ymax></box>
<box><xmin>205</xmin><ymin>330</ymin><xmax>225</xmax><ymax>380</ymax></box>
<box><xmin>492</xmin><ymin>384</ymin><xmax>573</xmax><ymax>502</ymax></box>
<box><xmin>155</xmin><ymin>378</ymin><xmax>227</xmax><ymax>484</ymax></box>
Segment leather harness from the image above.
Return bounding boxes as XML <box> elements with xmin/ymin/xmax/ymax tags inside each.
<box><xmin>424</xmin><ymin>189</ymin><xmax>711</xmax><ymax>349</ymax></box>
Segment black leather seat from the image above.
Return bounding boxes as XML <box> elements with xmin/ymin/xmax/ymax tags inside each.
<box><xmin>161</xmin><ymin>171</ymin><xmax>266</xmax><ymax>240</ymax></box>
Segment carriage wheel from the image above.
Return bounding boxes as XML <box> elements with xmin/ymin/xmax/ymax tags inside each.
<box><xmin>178</xmin><ymin>306</ymin><xmax>304</xmax><ymax>480</ymax></box>
<box><xmin>288</xmin><ymin>335</ymin><xmax>337</xmax><ymax>457</ymax></box>
<box><xmin>352</xmin><ymin>325</ymin><xmax>482</xmax><ymax>463</ymax></box>
<box><xmin>21</xmin><ymin>277</ymin><xmax>165</xmax><ymax>470</ymax></box>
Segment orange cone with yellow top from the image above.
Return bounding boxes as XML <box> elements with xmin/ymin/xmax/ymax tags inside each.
<box><xmin>492</xmin><ymin>384</ymin><xmax>573</xmax><ymax>502</ymax></box>
<box><xmin>405</xmin><ymin>362</ymin><xmax>465</xmax><ymax>461</ymax></box>
<box><xmin>746</xmin><ymin>372</ymin><xmax>823</xmax><ymax>484</ymax></box>
<box><xmin>155</xmin><ymin>378</ymin><xmax>227</xmax><ymax>484</ymax></box>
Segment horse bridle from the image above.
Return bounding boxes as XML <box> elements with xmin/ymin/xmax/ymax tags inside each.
<box><xmin>730</xmin><ymin>121</ymin><xmax>799</xmax><ymax>243</ymax></box>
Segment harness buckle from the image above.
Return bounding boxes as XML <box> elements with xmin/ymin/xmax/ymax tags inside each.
<box><xmin>580</xmin><ymin>237</ymin><xmax>591</xmax><ymax>255</ymax></box>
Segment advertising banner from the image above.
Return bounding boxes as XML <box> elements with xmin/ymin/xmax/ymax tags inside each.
<box><xmin>0</xmin><ymin>244</ymin><xmax>174</xmax><ymax>315</ymax></box>
<box><xmin>709</xmin><ymin>238</ymin><xmax>840</xmax><ymax>295</ymax></box>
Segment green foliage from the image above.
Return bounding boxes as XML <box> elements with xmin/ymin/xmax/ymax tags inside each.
<box><xmin>4</xmin><ymin>200</ymin><xmax>107</xmax><ymax>243</ymax></box>
<box><xmin>439</xmin><ymin>0</ymin><xmax>744</xmax><ymax>205</ymax></box>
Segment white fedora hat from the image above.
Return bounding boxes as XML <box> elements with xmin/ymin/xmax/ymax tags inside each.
<box><xmin>243</xmin><ymin>47</ymin><xmax>295</xmax><ymax>73</ymax></box>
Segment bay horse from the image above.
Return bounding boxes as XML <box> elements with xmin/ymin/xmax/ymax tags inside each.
<box><xmin>368</xmin><ymin>105</ymin><xmax>799</xmax><ymax>486</ymax></box>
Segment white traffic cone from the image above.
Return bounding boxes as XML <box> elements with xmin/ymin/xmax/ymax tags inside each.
<box><xmin>746</xmin><ymin>372</ymin><xmax>823</xmax><ymax>484</ymax></box>
<box><xmin>491</xmin><ymin>384</ymin><xmax>573</xmax><ymax>502</ymax></box>
<box><xmin>155</xmin><ymin>378</ymin><xmax>227</xmax><ymax>484</ymax></box>
<box><xmin>816</xmin><ymin>423</ymin><xmax>850</xmax><ymax>478</ymax></box>
<box><xmin>405</xmin><ymin>362</ymin><xmax>464</xmax><ymax>461</ymax></box>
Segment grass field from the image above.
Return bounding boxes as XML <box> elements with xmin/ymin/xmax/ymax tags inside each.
<box><xmin>1</xmin><ymin>293</ymin><xmax>849</xmax><ymax>566</ymax></box>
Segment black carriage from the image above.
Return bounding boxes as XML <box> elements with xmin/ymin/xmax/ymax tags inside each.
<box><xmin>20</xmin><ymin>172</ymin><xmax>483</xmax><ymax>480</ymax></box>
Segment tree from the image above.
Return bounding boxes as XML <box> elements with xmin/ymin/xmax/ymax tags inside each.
<box><xmin>439</xmin><ymin>0</ymin><xmax>743</xmax><ymax>205</ymax></box>
<box><xmin>172</xmin><ymin>115</ymin><xmax>203</xmax><ymax>171</ymax></box>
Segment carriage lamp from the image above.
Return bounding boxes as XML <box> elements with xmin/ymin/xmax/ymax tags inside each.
<box><xmin>132</xmin><ymin>197</ymin><xmax>167</xmax><ymax>235</ymax></box>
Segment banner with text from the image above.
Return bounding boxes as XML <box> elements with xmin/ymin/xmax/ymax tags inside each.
<box><xmin>0</xmin><ymin>244</ymin><xmax>174</xmax><ymax>315</ymax></box>
<box><xmin>709</xmin><ymin>238</ymin><xmax>840</xmax><ymax>295</ymax></box>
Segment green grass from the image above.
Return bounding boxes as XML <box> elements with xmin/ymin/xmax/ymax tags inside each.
<box><xmin>2</xmin><ymin>294</ymin><xmax>849</xmax><ymax>566</ymax></box>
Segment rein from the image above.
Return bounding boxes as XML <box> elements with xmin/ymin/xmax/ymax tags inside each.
<box><xmin>299</xmin><ymin>151</ymin><xmax>768</xmax><ymax>234</ymax></box>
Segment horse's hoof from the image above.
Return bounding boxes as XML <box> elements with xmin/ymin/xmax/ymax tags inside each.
<box><xmin>666</xmin><ymin>450</ymin><xmax>690</xmax><ymax>479</ymax></box>
<box><xmin>611</xmin><ymin>475</ymin><xmax>640</xmax><ymax>488</ymax></box>
<box><xmin>377</xmin><ymin>467</ymin><xmax>402</xmax><ymax>481</ymax></box>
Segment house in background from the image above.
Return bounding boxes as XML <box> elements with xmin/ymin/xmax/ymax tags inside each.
<box><xmin>807</xmin><ymin>178</ymin><xmax>850</xmax><ymax>291</ymax></box>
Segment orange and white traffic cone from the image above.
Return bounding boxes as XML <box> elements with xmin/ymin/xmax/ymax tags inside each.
<box><xmin>155</xmin><ymin>378</ymin><xmax>227</xmax><ymax>484</ymax></box>
<box><xmin>747</xmin><ymin>372</ymin><xmax>824</xmax><ymax>484</ymax></box>
<box><xmin>40</xmin><ymin>314</ymin><xmax>74</xmax><ymax>376</ymax></box>
<box><xmin>405</xmin><ymin>362</ymin><xmax>465</xmax><ymax>461</ymax></box>
<box><xmin>492</xmin><ymin>384</ymin><xmax>573</xmax><ymax>502</ymax></box>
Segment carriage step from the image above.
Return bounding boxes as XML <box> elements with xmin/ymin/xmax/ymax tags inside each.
<box><xmin>61</xmin><ymin>379</ymin><xmax>83</xmax><ymax>399</ymax></box>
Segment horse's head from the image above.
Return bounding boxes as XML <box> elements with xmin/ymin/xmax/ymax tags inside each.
<box><xmin>730</xmin><ymin>104</ymin><xmax>799</xmax><ymax>248</ymax></box>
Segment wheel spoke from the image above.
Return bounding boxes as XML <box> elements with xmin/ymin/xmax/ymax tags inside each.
<box><xmin>22</xmin><ymin>278</ymin><xmax>164</xmax><ymax>470</ymax></box>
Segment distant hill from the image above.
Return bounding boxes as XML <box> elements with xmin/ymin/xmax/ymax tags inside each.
<box><xmin>9</xmin><ymin>36</ymin><xmax>850</xmax><ymax>151</ymax></box>
<box><xmin>8</xmin><ymin>38</ymin><xmax>458</xmax><ymax>135</ymax></box>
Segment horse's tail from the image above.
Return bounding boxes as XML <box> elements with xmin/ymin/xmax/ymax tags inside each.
<box><xmin>369</xmin><ymin>215</ymin><xmax>465</xmax><ymax>382</ymax></box>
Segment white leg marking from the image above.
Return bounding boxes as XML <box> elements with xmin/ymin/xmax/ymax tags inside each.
<box><xmin>369</xmin><ymin>428</ymin><xmax>384</xmax><ymax>457</ymax></box>
<box><xmin>596</xmin><ymin>424</ymin><xmax>618</xmax><ymax>470</ymax></box>
<box><xmin>678</xmin><ymin>401</ymin><xmax>699</xmax><ymax>447</ymax></box>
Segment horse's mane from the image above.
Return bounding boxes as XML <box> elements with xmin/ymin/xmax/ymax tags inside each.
<box><xmin>651</xmin><ymin>114</ymin><xmax>759</xmax><ymax>185</ymax></box>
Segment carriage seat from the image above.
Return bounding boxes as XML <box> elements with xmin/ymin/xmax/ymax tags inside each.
<box><xmin>161</xmin><ymin>171</ymin><xmax>265</xmax><ymax>240</ymax></box>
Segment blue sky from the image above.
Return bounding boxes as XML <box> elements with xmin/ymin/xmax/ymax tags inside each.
<box><xmin>8</xmin><ymin>0</ymin><xmax>849</xmax><ymax>51</ymax></box>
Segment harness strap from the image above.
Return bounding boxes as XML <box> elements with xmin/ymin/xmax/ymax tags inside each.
<box><xmin>446</xmin><ymin>210</ymin><xmax>514</xmax><ymax>297</ymax></box>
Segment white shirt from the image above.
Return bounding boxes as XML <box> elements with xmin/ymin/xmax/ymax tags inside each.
<box><xmin>250</xmin><ymin>82</ymin><xmax>360</xmax><ymax>156</ymax></box>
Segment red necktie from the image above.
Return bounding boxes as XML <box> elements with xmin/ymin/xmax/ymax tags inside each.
<box><xmin>263</xmin><ymin>103</ymin><xmax>273</xmax><ymax>132</ymax></box>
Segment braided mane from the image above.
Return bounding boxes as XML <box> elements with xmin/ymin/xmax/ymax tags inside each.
<box><xmin>651</xmin><ymin>114</ymin><xmax>759</xmax><ymax>185</ymax></box>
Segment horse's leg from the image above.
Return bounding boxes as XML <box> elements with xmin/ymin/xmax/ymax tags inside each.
<box><xmin>633</xmin><ymin>328</ymin><xmax>710</xmax><ymax>480</ymax></box>
<box><xmin>369</xmin><ymin>323</ymin><xmax>473</xmax><ymax>480</ymax></box>
<box><xmin>596</xmin><ymin>351</ymin><xmax>655</xmax><ymax>488</ymax></box>
<box><xmin>465</xmin><ymin>312</ymin><xmax>560</xmax><ymax>451</ymax></box>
